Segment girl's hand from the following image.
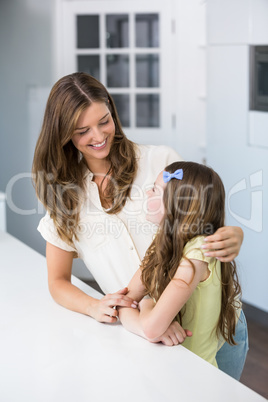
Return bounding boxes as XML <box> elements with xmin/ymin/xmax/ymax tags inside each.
<box><xmin>202</xmin><ymin>226</ymin><xmax>244</xmax><ymax>262</ymax></box>
<box><xmin>90</xmin><ymin>287</ymin><xmax>138</xmax><ymax>323</ymax></box>
<box><xmin>139</xmin><ymin>298</ymin><xmax>192</xmax><ymax>346</ymax></box>
<box><xmin>149</xmin><ymin>321</ymin><xmax>192</xmax><ymax>346</ymax></box>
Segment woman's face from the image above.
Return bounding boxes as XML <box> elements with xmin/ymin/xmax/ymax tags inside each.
<box><xmin>146</xmin><ymin>171</ymin><xmax>166</xmax><ymax>224</ymax></box>
<box><xmin>72</xmin><ymin>102</ymin><xmax>115</xmax><ymax>170</ymax></box>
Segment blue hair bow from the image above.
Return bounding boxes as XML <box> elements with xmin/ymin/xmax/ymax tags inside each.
<box><xmin>163</xmin><ymin>169</ymin><xmax>183</xmax><ymax>183</ymax></box>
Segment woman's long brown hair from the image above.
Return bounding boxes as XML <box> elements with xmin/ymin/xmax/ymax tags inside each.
<box><xmin>141</xmin><ymin>161</ymin><xmax>241</xmax><ymax>345</ymax></box>
<box><xmin>32</xmin><ymin>73</ymin><xmax>137</xmax><ymax>245</ymax></box>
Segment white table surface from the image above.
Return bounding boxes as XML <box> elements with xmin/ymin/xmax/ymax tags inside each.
<box><xmin>0</xmin><ymin>231</ymin><xmax>266</xmax><ymax>402</ymax></box>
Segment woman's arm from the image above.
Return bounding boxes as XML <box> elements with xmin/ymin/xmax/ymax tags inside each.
<box><xmin>202</xmin><ymin>226</ymin><xmax>244</xmax><ymax>262</ymax></box>
<box><xmin>46</xmin><ymin>242</ymin><xmax>137</xmax><ymax>323</ymax></box>
<box><xmin>118</xmin><ymin>268</ymin><xmax>192</xmax><ymax>345</ymax></box>
<box><xmin>139</xmin><ymin>259</ymin><xmax>208</xmax><ymax>340</ymax></box>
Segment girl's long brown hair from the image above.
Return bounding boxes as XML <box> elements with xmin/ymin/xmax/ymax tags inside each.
<box><xmin>32</xmin><ymin>72</ymin><xmax>137</xmax><ymax>245</ymax></box>
<box><xmin>141</xmin><ymin>161</ymin><xmax>241</xmax><ymax>345</ymax></box>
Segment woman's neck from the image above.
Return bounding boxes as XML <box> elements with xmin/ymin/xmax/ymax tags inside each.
<box><xmin>85</xmin><ymin>158</ymin><xmax>112</xmax><ymax>206</ymax></box>
<box><xmin>85</xmin><ymin>157</ymin><xmax>111</xmax><ymax>177</ymax></box>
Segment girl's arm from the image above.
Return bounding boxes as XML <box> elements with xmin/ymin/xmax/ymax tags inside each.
<box><xmin>139</xmin><ymin>258</ymin><xmax>208</xmax><ymax>341</ymax></box>
<box><xmin>117</xmin><ymin>268</ymin><xmax>147</xmax><ymax>336</ymax></box>
<box><xmin>118</xmin><ymin>268</ymin><xmax>192</xmax><ymax>345</ymax></box>
<box><xmin>46</xmin><ymin>242</ymin><xmax>136</xmax><ymax>323</ymax></box>
<box><xmin>202</xmin><ymin>226</ymin><xmax>243</xmax><ymax>262</ymax></box>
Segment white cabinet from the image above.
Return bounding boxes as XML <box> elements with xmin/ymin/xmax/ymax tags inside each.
<box><xmin>207</xmin><ymin>0</ymin><xmax>250</xmax><ymax>45</ymax></box>
<box><xmin>207</xmin><ymin>1</ymin><xmax>268</xmax><ymax>312</ymax></box>
<box><xmin>208</xmin><ymin>0</ymin><xmax>268</xmax><ymax>46</ymax></box>
<box><xmin>0</xmin><ymin>193</ymin><xmax>6</xmax><ymax>232</ymax></box>
<box><xmin>250</xmin><ymin>0</ymin><xmax>268</xmax><ymax>44</ymax></box>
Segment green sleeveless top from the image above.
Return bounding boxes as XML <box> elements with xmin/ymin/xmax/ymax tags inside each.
<box><xmin>178</xmin><ymin>236</ymin><xmax>221</xmax><ymax>367</ymax></box>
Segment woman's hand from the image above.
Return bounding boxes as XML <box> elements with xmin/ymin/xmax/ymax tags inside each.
<box><xmin>202</xmin><ymin>226</ymin><xmax>244</xmax><ymax>262</ymax></box>
<box><xmin>148</xmin><ymin>321</ymin><xmax>192</xmax><ymax>346</ymax></box>
<box><xmin>90</xmin><ymin>287</ymin><xmax>138</xmax><ymax>324</ymax></box>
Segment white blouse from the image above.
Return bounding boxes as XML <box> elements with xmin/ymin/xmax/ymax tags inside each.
<box><xmin>37</xmin><ymin>144</ymin><xmax>182</xmax><ymax>294</ymax></box>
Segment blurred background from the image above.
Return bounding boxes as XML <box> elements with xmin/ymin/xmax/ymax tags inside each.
<box><xmin>0</xmin><ymin>0</ymin><xmax>267</xmax><ymax>395</ymax></box>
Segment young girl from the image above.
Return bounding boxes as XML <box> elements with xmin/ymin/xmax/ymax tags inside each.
<box><xmin>119</xmin><ymin>161</ymin><xmax>246</xmax><ymax>371</ymax></box>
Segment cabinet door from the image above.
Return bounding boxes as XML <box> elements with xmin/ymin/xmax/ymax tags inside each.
<box><xmin>58</xmin><ymin>0</ymin><xmax>176</xmax><ymax>146</ymax></box>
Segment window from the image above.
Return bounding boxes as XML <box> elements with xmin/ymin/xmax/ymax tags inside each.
<box><xmin>59</xmin><ymin>0</ymin><xmax>176</xmax><ymax>145</ymax></box>
<box><xmin>250</xmin><ymin>46</ymin><xmax>268</xmax><ymax>112</ymax></box>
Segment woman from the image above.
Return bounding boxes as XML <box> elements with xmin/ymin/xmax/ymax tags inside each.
<box><xmin>32</xmin><ymin>72</ymin><xmax>244</xmax><ymax>365</ymax></box>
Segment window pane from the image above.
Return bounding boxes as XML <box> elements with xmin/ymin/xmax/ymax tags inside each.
<box><xmin>111</xmin><ymin>94</ymin><xmax>130</xmax><ymax>127</ymax></box>
<box><xmin>106</xmin><ymin>14</ymin><xmax>129</xmax><ymax>48</ymax></box>
<box><xmin>136</xmin><ymin>54</ymin><xmax>159</xmax><ymax>87</ymax></box>
<box><xmin>135</xmin><ymin>14</ymin><xmax>159</xmax><ymax>48</ymax></box>
<box><xmin>136</xmin><ymin>94</ymin><xmax>160</xmax><ymax>127</ymax></box>
<box><xmin>258</xmin><ymin>62</ymin><xmax>268</xmax><ymax>96</ymax></box>
<box><xmin>77</xmin><ymin>55</ymin><xmax>100</xmax><ymax>80</ymax></box>
<box><xmin>106</xmin><ymin>55</ymin><xmax>129</xmax><ymax>87</ymax></box>
<box><xmin>77</xmin><ymin>15</ymin><xmax>99</xmax><ymax>48</ymax></box>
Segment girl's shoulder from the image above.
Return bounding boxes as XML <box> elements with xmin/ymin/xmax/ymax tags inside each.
<box><xmin>182</xmin><ymin>236</ymin><xmax>219</xmax><ymax>282</ymax></box>
<box><xmin>183</xmin><ymin>236</ymin><xmax>205</xmax><ymax>253</ymax></box>
<box><xmin>183</xmin><ymin>236</ymin><xmax>214</xmax><ymax>265</ymax></box>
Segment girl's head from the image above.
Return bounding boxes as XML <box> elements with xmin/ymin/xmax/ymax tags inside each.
<box><xmin>146</xmin><ymin>161</ymin><xmax>225</xmax><ymax>241</ymax></box>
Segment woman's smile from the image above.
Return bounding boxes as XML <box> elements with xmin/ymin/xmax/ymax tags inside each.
<box><xmin>89</xmin><ymin>138</ymin><xmax>107</xmax><ymax>150</ymax></box>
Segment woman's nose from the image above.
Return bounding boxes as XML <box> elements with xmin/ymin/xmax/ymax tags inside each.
<box><xmin>91</xmin><ymin>126</ymin><xmax>104</xmax><ymax>141</ymax></box>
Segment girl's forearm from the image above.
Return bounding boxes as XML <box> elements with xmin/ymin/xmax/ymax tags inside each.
<box><xmin>119</xmin><ymin>304</ymin><xmax>191</xmax><ymax>346</ymax></box>
<box><xmin>139</xmin><ymin>299</ymin><xmax>166</xmax><ymax>340</ymax></box>
<box><xmin>118</xmin><ymin>307</ymin><xmax>146</xmax><ymax>338</ymax></box>
<box><xmin>119</xmin><ymin>299</ymin><xmax>163</xmax><ymax>341</ymax></box>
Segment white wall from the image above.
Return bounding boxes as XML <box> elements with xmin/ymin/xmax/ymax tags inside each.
<box><xmin>207</xmin><ymin>0</ymin><xmax>268</xmax><ymax>312</ymax></box>
<box><xmin>0</xmin><ymin>0</ymin><xmax>54</xmax><ymax>255</ymax></box>
<box><xmin>174</xmin><ymin>0</ymin><xmax>207</xmax><ymax>163</ymax></box>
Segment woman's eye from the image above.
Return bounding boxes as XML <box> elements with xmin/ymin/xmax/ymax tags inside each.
<box><xmin>100</xmin><ymin>120</ymin><xmax>109</xmax><ymax>126</ymax></box>
<box><xmin>79</xmin><ymin>129</ymin><xmax>89</xmax><ymax>135</ymax></box>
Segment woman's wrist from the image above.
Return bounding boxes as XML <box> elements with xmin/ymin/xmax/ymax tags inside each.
<box><xmin>236</xmin><ymin>226</ymin><xmax>244</xmax><ymax>245</ymax></box>
<box><xmin>85</xmin><ymin>297</ymin><xmax>98</xmax><ymax>318</ymax></box>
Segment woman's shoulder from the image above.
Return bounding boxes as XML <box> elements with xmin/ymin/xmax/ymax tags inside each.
<box><xmin>132</xmin><ymin>144</ymin><xmax>183</xmax><ymax>186</ymax></box>
<box><xmin>37</xmin><ymin>212</ymin><xmax>77</xmax><ymax>253</ymax></box>
<box><xmin>136</xmin><ymin>144</ymin><xmax>183</xmax><ymax>161</ymax></box>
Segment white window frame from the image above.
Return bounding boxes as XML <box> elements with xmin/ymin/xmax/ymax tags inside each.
<box><xmin>54</xmin><ymin>0</ymin><xmax>177</xmax><ymax>147</ymax></box>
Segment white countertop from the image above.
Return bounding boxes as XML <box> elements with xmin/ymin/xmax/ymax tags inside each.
<box><xmin>0</xmin><ymin>231</ymin><xmax>265</xmax><ymax>402</ymax></box>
